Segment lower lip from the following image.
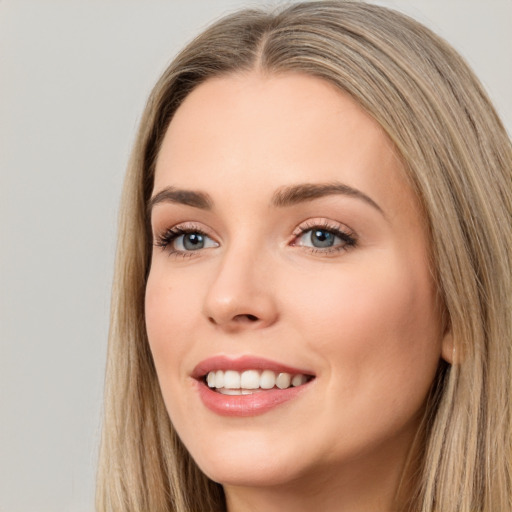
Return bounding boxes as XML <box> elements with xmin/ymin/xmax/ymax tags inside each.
<box><xmin>196</xmin><ymin>381</ymin><xmax>311</xmax><ymax>417</ymax></box>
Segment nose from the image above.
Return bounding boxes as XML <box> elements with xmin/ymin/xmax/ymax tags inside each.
<box><xmin>202</xmin><ymin>243</ymin><xmax>278</xmax><ymax>332</ymax></box>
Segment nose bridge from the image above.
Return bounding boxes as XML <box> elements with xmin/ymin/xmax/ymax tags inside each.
<box><xmin>202</xmin><ymin>234</ymin><xmax>277</xmax><ymax>329</ymax></box>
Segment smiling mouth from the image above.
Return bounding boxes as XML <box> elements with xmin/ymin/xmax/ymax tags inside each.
<box><xmin>204</xmin><ymin>369</ymin><xmax>315</xmax><ymax>395</ymax></box>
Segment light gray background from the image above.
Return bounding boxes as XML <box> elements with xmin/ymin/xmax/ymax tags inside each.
<box><xmin>1</xmin><ymin>1</ymin><xmax>510</xmax><ymax>511</ymax></box>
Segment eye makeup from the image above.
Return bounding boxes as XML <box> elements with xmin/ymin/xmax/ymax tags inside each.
<box><xmin>290</xmin><ymin>219</ymin><xmax>358</xmax><ymax>255</ymax></box>
<box><xmin>153</xmin><ymin>217</ymin><xmax>358</xmax><ymax>259</ymax></box>
<box><xmin>153</xmin><ymin>222</ymin><xmax>219</xmax><ymax>258</ymax></box>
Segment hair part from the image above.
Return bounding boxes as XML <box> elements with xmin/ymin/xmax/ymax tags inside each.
<box><xmin>97</xmin><ymin>2</ymin><xmax>512</xmax><ymax>511</ymax></box>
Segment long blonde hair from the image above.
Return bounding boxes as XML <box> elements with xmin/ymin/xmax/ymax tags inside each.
<box><xmin>96</xmin><ymin>2</ymin><xmax>512</xmax><ymax>511</ymax></box>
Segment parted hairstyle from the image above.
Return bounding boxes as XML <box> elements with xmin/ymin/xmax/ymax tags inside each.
<box><xmin>96</xmin><ymin>2</ymin><xmax>512</xmax><ymax>511</ymax></box>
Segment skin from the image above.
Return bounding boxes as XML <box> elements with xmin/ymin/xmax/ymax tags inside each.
<box><xmin>145</xmin><ymin>72</ymin><xmax>452</xmax><ymax>512</ymax></box>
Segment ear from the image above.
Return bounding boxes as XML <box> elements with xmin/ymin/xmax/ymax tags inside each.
<box><xmin>441</xmin><ymin>329</ymin><xmax>455</xmax><ymax>364</ymax></box>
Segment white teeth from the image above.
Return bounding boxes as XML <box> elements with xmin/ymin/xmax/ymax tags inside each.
<box><xmin>292</xmin><ymin>374</ymin><xmax>307</xmax><ymax>387</ymax></box>
<box><xmin>260</xmin><ymin>370</ymin><xmax>276</xmax><ymax>389</ymax></box>
<box><xmin>223</xmin><ymin>370</ymin><xmax>241</xmax><ymax>389</ymax></box>
<box><xmin>217</xmin><ymin>388</ymin><xmax>259</xmax><ymax>396</ymax></box>
<box><xmin>240</xmin><ymin>370</ymin><xmax>260</xmax><ymax>389</ymax></box>
<box><xmin>205</xmin><ymin>369</ymin><xmax>310</xmax><ymax>391</ymax></box>
<box><xmin>276</xmin><ymin>372</ymin><xmax>291</xmax><ymax>389</ymax></box>
<box><xmin>218</xmin><ymin>388</ymin><xmax>244</xmax><ymax>395</ymax></box>
<box><xmin>215</xmin><ymin>370</ymin><xmax>224</xmax><ymax>388</ymax></box>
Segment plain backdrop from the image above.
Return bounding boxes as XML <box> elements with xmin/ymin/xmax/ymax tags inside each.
<box><xmin>0</xmin><ymin>1</ymin><xmax>510</xmax><ymax>511</ymax></box>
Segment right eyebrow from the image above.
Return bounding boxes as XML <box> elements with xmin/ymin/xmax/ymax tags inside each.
<box><xmin>147</xmin><ymin>186</ymin><xmax>213</xmax><ymax>216</ymax></box>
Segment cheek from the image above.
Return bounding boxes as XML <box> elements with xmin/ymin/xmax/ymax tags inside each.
<box><xmin>144</xmin><ymin>264</ymin><xmax>208</xmax><ymax>434</ymax></box>
<box><xmin>281</xmin><ymin>253</ymin><xmax>443</xmax><ymax>459</ymax></box>
<box><xmin>144</xmin><ymin>265</ymin><xmax>199</xmax><ymax>377</ymax></box>
<box><xmin>288</xmin><ymin>252</ymin><xmax>442</xmax><ymax>390</ymax></box>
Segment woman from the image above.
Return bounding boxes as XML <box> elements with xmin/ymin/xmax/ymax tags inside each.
<box><xmin>96</xmin><ymin>1</ymin><xmax>512</xmax><ymax>511</ymax></box>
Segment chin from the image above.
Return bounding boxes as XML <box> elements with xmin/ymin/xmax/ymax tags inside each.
<box><xmin>200</xmin><ymin>458</ymin><xmax>301</xmax><ymax>489</ymax></box>
<box><xmin>185</xmin><ymin>431</ymin><xmax>308</xmax><ymax>488</ymax></box>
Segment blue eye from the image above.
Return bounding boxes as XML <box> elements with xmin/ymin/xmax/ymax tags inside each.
<box><xmin>155</xmin><ymin>227</ymin><xmax>218</xmax><ymax>254</ymax></box>
<box><xmin>307</xmin><ymin>229</ymin><xmax>337</xmax><ymax>248</ymax></box>
<box><xmin>295</xmin><ymin>225</ymin><xmax>356</xmax><ymax>252</ymax></box>
<box><xmin>174</xmin><ymin>233</ymin><xmax>209</xmax><ymax>251</ymax></box>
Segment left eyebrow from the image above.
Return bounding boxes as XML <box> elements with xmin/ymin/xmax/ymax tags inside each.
<box><xmin>271</xmin><ymin>182</ymin><xmax>384</xmax><ymax>215</ymax></box>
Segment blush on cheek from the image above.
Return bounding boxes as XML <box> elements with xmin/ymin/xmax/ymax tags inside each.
<box><xmin>301</xmin><ymin>259</ymin><xmax>439</xmax><ymax>363</ymax></box>
<box><xmin>145</xmin><ymin>275</ymin><xmax>178</xmax><ymax>362</ymax></box>
<box><xmin>145</xmin><ymin>280</ymin><xmax>163</xmax><ymax>343</ymax></box>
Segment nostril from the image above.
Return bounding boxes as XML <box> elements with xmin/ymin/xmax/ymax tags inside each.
<box><xmin>234</xmin><ymin>314</ymin><xmax>259</xmax><ymax>322</ymax></box>
<box><xmin>208</xmin><ymin>314</ymin><xmax>258</xmax><ymax>325</ymax></box>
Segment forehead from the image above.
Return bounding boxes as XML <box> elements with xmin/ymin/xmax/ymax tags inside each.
<box><xmin>154</xmin><ymin>72</ymin><xmax>417</xmax><ymax>221</ymax></box>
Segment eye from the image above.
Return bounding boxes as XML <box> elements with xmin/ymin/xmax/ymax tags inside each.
<box><xmin>300</xmin><ymin>228</ymin><xmax>338</xmax><ymax>248</ymax></box>
<box><xmin>292</xmin><ymin>221</ymin><xmax>357</xmax><ymax>253</ymax></box>
<box><xmin>174</xmin><ymin>232</ymin><xmax>216</xmax><ymax>251</ymax></box>
<box><xmin>154</xmin><ymin>225</ymin><xmax>219</xmax><ymax>255</ymax></box>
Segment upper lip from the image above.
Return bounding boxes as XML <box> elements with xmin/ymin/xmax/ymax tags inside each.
<box><xmin>191</xmin><ymin>355</ymin><xmax>315</xmax><ymax>380</ymax></box>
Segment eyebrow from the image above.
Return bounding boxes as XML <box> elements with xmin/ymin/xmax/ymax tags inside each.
<box><xmin>148</xmin><ymin>182</ymin><xmax>383</xmax><ymax>216</ymax></box>
<box><xmin>271</xmin><ymin>182</ymin><xmax>383</xmax><ymax>214</ymax></box>
<box><xmin>148</xmin><ymin>186</ymin><xmax>213</xmax><ymax>214</ymax></box>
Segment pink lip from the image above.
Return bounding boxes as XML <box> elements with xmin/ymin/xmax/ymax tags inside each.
<box><xmin>191</xmin><ymin>355</ymin><xmax>315</xmax><ymax>417</ymax></box>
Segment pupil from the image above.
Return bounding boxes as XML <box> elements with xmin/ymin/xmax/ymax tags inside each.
<box><xmin>311</xmin><ymin>229</ymin><xmax>334</xmax><ymax>248</ymax></box>
<box><xmin>183</xmin><ymin>233</ymin><xmax>204</xmax><ymax>250</ymax></box>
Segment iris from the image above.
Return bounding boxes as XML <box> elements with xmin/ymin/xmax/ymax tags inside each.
<box><xmin>183</xmin><ymin>233</ymin><xmax>205</xmax><ymax>250</ymax></box>
<box><xmin>310</xmin><ymin>229</ymin><xmax>335</xmax><ymax>248</ymax></box>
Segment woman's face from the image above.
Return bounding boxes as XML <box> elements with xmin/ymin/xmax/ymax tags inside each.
<box><xmin>146</xmin><ymin>72</ymin><xmax>451</xmax><ymax>493</ymax></box>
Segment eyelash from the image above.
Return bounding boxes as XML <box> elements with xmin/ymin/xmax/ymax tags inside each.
<box><xmin>154</xmin><ymin>223</ymin><xmax>214</xmax><ymax>258</ymax></box>
<box><xmin>291</xmin><ymin>220</ymin><xmax>357</xmax><ymax>255</ymax></box>
<box><xmin>153</xmin><ymin>220</ymin><xmax>357</xmax><ymax>258</ymax></box>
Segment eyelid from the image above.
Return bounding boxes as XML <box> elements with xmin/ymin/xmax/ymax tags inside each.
<box><xmin>291</xmin><ymin>218</ymin><xmax>354</xmax><ymax>238</ymax></box>
<box><xmin>289</xmin><ymin>218</ymin><xmax>358</xmax><ymax>253</ymax></box>
<box><xmin>153</xmin><ymin>221</ymin><xmax>219</xmax><ymax>255</ymax></box>
<box><xmin>152</xmin><ymin>218</ymin><xmax>357</xmax><ymax>257</ymax></box>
